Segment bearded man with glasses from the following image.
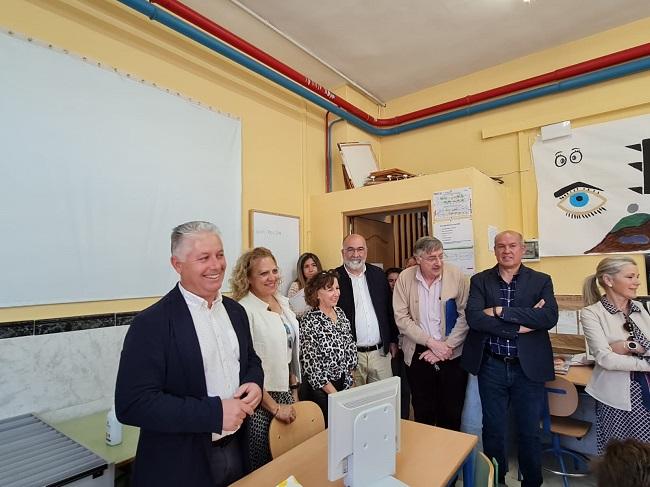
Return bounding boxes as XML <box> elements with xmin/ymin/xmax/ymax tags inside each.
<box><xmin>335</xmin><ymin>234</ymin><xmax>399</xmax><ymax>386</ymax></box>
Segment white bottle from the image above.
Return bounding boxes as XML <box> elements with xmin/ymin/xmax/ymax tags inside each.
<box><xmin>106</xmin><ymin>405</ymin><xmax>123</xmax><ymax>446</ymax></box>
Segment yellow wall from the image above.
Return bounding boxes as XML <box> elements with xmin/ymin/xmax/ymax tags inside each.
<box><xmin>0</xmin><ymin>0</ymin><xmax>328</xmax><ymax>321</ymax></box>
<box><xmin>374</xmin><ymin>18</ymin><xmax>650</xmax><ymax>294</ymax></box>
<box><xmin>310</xmin><ymin>168</ymin><xmax>506</xmax><ymax>271</ymax></box>
<box><xmin>2</xmin><ymin>2</ymin><xmax>649</xmax><ymax>321</ymax></box>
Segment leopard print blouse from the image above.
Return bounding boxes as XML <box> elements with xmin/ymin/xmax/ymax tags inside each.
<box><xmin>300</xmin><ymin>307</ymin><xmax>358</xmax><ymax>390</ymax></box>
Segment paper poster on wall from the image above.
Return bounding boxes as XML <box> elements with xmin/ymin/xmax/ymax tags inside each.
<box><xmin>532</xmin><ymin>113</ymin><xmax>650</xmax><ymax>256</ymax></box>
<box><xmin>487</xmin><ymin>225</ymin><xmax>499</xmax><ymax>252</ymax></box>
<box><xmin>434</xmin><ymin>219</ymin><xmax>474</xmax><ymax>249</ymax></box>
<box><xmin>433</xmin><ymin>187</ymin><xmax>472</xmax><ymax>220</ymax></box>
<box><xmin>444</xmin><ymin>248</ymin><xmax>475</xmax><ymax>275</ymax></box>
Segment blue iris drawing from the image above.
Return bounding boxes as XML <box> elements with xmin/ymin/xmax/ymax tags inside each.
<box><xmin>554</xmin><ymin>182</ymin><xmax>607</xmax><ymax>219</ymax></box>
<box><xmin>569</xmin><ymin>192</ymin><xmax>589</xmax><ymax>208</ymax></box>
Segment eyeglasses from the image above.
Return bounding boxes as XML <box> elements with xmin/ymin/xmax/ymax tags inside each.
<box><xmin>420</xmin><ymin>254</ymin><xmax>444</xmax><ymax>263</ymax></box>
<box><xmin>315</xmin><ymin>270</ymin><xmax>338</xmax><ymax>278</ymax></box>
<box><xmin>623</xmin><ymin>315</ymin><xmax>635</xmax><ymax>333</ymax></box>
<box><xmin>344</xmin><ymin>246</ymin><xmax>366</xmax><ymax>254</ymax></box>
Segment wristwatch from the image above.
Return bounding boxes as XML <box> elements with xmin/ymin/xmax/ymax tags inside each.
<box><xmin>625</xmin><ymin>340</ymin><xmax>639</xmax><ymax>353</ymax></box>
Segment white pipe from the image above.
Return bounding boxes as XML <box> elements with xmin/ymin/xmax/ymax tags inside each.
<box><xmin>228</xmin><ymin>0</ymin><xmax>386</xmax><ymax>107</ymax></box>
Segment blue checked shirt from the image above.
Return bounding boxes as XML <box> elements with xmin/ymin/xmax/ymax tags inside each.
<box><xmin>487</xmin><ymin>272</ymin><xmax>519</xmax><ymax>357</ymax></box>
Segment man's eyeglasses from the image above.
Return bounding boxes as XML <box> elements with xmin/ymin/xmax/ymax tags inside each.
<box><xmin>344</xmin><ymin>247</ymin><xmax>366</xmax><ymax>254</ymax></box>
<box><xmin>420</xmin><ymin>254</ymin><xmax>444</xmax><ymax>263</ymax></box>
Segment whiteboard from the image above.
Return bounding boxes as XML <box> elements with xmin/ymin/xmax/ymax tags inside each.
<box><xmin>338</xmin><ymin>142</ymin><xmax>378</xmax><ymax>188</ymax></box>
<box><xmin>0</xmin><ymin>32</ymin><xmax>242</xmax><ymax>306</ymax></box>
<box><xmin>250</xmin><ymin>211</ymin><xmax>300</xmax><ymax>296</ymax></box>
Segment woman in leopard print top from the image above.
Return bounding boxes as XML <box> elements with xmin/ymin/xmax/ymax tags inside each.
<box><xmin>299</xmin><ymin>270</ymin><xmax>357</xmax><ymax>424</ymax></box>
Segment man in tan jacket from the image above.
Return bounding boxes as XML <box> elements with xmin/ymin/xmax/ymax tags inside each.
<box><xmin>393</xmin><ymin>236</ymin><xmax>470</xmax><ymax>430</ymax></box>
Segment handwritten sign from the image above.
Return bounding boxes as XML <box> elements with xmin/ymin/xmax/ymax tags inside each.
<box><xmin>433</xmin><ymin>187</ymin><xmax>472</xmax><ymax>220</ymax></box>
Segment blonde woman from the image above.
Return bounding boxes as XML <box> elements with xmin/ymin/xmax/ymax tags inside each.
<box><xmin>581</xmin><ymin>256</ymin><xmax>650</xmax><ymax>454</ymax></box>
<box><xmin>231</xmin><ymin>247</ymin><xmax>301</xmax><ymax>470</ymax></box>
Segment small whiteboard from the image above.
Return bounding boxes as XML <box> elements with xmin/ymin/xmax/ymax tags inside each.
<box><xmin>250</xmin><ymin>211</ymin><xmax>300</xmax><ymax>296</ymax></box>
<box><xmin>338</xmin><ymin>142</ymin><xmax>378</xmax><ymax>188</ymax></box>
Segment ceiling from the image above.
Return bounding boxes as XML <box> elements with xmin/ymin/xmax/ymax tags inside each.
<box><xmin>181</xmin><ymin>0</ymin><xmax>650</xmax><ymax>104</ymax></box>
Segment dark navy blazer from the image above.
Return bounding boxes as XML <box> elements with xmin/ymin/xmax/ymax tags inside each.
<box><xmin>335</xmin><ymin>263</ymin><xmax>398</xmax><ymax>354</ymax></box>
<box><xmin>115</xmin><ymin>285</ymin><xmax>264</xmax><ymax>487</ymax></box>
<box><xmin>460</xmin><ymin>264</ymin><xmax>558</xmax><ymax>382</ymax></box>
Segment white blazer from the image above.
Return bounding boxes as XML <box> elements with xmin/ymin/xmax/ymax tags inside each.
<box><xmin>238</xmin><ymin>291</ymin><xmax>301</xmax><ymax>392</ymax></box>
<box><xmin>581</xmin><ymin>299</ymin><xmax>650</xmax><ymax>411</ymax></box>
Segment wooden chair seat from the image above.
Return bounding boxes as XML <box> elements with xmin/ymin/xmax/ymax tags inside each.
<box><xmin>544</xmin><ymin>416</ymin><xmax>591</xmax><ymax>439</ymax></box>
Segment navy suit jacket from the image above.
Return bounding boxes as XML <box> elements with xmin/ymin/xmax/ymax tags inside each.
<box><xmin>335</xmin><ymin>263</ymin><xmax>398</xmax><ymax>354</ymax></box>
<box><xmin>115</xmin><ymin>285</ymin><xmax>264</xmax><ymax>487</ymax></box>
<box><xmin>460</xmin><ymin>264</ymin><xmax>558</xmax><ymax>382</ymax></box>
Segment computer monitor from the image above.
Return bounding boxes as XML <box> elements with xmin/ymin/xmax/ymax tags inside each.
<box><xmin>328</xmin><ymin>376</ymin><xmax>406</xmax><ymax>487</ymax></box>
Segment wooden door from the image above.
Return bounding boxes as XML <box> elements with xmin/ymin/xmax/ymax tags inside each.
<box><xmin>352</xmin><ymin>216</ymin><xmax>394</xmax><ymax>269</ymax></box>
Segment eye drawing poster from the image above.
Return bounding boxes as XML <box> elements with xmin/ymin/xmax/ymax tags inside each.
<box><xmin>532</xmin><ymin>113</ymin><xmax>650</xmax><ymax>257</ymax></box>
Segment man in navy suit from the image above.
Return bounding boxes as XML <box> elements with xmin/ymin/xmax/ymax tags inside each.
<box><xmin>115</xmin><ymin>221</ymin><xmax>263</xmax><ymax>487</ymax></box>
<box><xmin>336</xmin><ymin>234</ymin><xmax>398</xmax><ymax>385</ymax></box>
<box><xmin>461</xmin><ymin>230</ymin><xmax>558</xmax><ymax>487</ymax></box>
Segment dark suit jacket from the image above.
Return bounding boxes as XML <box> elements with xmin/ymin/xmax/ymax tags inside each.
<box><xmin>460</xmin><ymin>264</ymin><xmax>558</xmax><ymax>382</ymax></box>
<box><xmin>115</xmin><ymin>285</ymin><xmax>264</xmax><ymax>487</ymax></box>
<box><xmin>335</xmin><ymin>263</ymin><xmax>398</xmax><ymax>354</ymax></box>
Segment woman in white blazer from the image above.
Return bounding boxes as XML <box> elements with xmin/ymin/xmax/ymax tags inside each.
<box><xmin>231</xmin><ymin>247</ymin><xmax>301</xmax><ymax>470</ymax></box>
<box><xmin>581</xmin><ymin>256</ymin><xmax>650</xmax><ymax>454</ymax></box>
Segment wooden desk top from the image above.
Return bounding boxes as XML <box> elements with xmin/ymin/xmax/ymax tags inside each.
<box><xmin>232</xmin><ymin>419</ymin><xmax>477</xmax><ymax>487</ymax></box>
<box><xmin>562</xmin><ymin>365</ymin><xmax>593</xmax><ymax>387</ymax></box>
<box><xmin>49</xmin><ymin>411</ymin><xmax>139</xmax><ymax>466</ymax></box>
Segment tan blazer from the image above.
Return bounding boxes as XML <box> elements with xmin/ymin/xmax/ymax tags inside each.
<box><xmin>393</xmin><ymin>263</ymin><xmax>470</xmax><ymax>366</ymax></box>
<box><xmin>581</xmin><ymin>299</ymin><xmax>650</xmax><ymax>411</ymax></box>
<box><xmin>239</xmin><ymin>292</ymin><xmax>301</xmax><ymax>391</ymax></box>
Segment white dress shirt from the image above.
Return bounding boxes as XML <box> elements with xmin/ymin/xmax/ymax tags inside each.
<box><xmin>179</xmin><ymin>284</ymin><xmax>240</xmax><ymax>438</ymax></box>
<box><xmin>345</xmin><ymin>265</ymin><xmax>381</xmax><ymax>347</ymax></box>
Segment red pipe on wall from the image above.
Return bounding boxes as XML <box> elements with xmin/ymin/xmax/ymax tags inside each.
<box><xmin>151</xmin><ymin>0</ymin><xmax>379</xmax><ymax>125</ymax></box>
<box><xmin>152</xmin><ymin>0</ymin><xmax>650</xmax><ymax>128</ymax></box>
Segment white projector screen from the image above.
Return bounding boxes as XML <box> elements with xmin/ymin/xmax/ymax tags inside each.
<box><xmin>0</xmin><ymin>32</ymin><xmax>242</xmax><ymax>307</ymax></box>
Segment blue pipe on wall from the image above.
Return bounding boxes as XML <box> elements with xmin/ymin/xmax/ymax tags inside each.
<box><xmin>119</xmin><ymin>0</ymin><xmax>650</xmax><ymax>138</ymax></box>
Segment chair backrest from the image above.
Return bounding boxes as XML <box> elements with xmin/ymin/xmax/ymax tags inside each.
<box><xmin>269</xmin><ymin>401</ymin><xmax>325</xmax><ymax>458</ymax></box>
<box><xmin>545</xmin><ymin>376</ymin><xmax>579</xmax><ymax>417</ymax></box>
<box><xmin>474</xmin><ymin>451</ymin><xmax>495</xmax><ymax>487</ymax></box>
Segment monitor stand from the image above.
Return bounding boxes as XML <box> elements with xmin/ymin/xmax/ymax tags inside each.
<box><xmin>345</xmin><ymin>404</ymin><xmax>409</xmax><ymax>487</ymax></box>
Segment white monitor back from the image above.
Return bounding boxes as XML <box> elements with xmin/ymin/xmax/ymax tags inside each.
<box><xmin>328</xmin><ymin>377</ymin><xmax>403</xmax><ymax>486</ymax></box>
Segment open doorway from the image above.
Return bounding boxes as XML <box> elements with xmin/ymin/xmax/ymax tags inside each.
<box><xmin>345</xmin><ymin>201</ymin><xmax>431</xmax><ymax>269</ymax></box>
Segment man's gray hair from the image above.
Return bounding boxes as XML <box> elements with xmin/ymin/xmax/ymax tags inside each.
<box><xmin>171</xmin><ymin>221</ymin><xmax>220</xmax><ymax>258</ymax></box>
<box><xmin>413</xmin><ymin>236</ymin><xmax>443</xmax><ymax>257</ymax></box>
<box><xmin>494</xmin><ymin>230</ymin><xmax>524</xmax><ymax>246</ymax></box>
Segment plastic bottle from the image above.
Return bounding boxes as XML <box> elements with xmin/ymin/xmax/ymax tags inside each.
<box><xmin>106</xmin><ymin>405</ymin><xmax>123</xmax><ymax>446</ymax></box>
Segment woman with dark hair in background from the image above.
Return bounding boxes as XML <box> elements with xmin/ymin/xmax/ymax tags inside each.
<box><xmin>581</xmin><ymin>256</ymin><xmax>650</xmax><ymax>454</ymax></box>
<box><xmin>299</xmin><ymin>270</ymin><xmax>357</xmax><ymax>424</ymax></box>
<box><xmin>287</xmin><ymin>252</ymin><xmax>323</xmax><ymax>317</ymax></box>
